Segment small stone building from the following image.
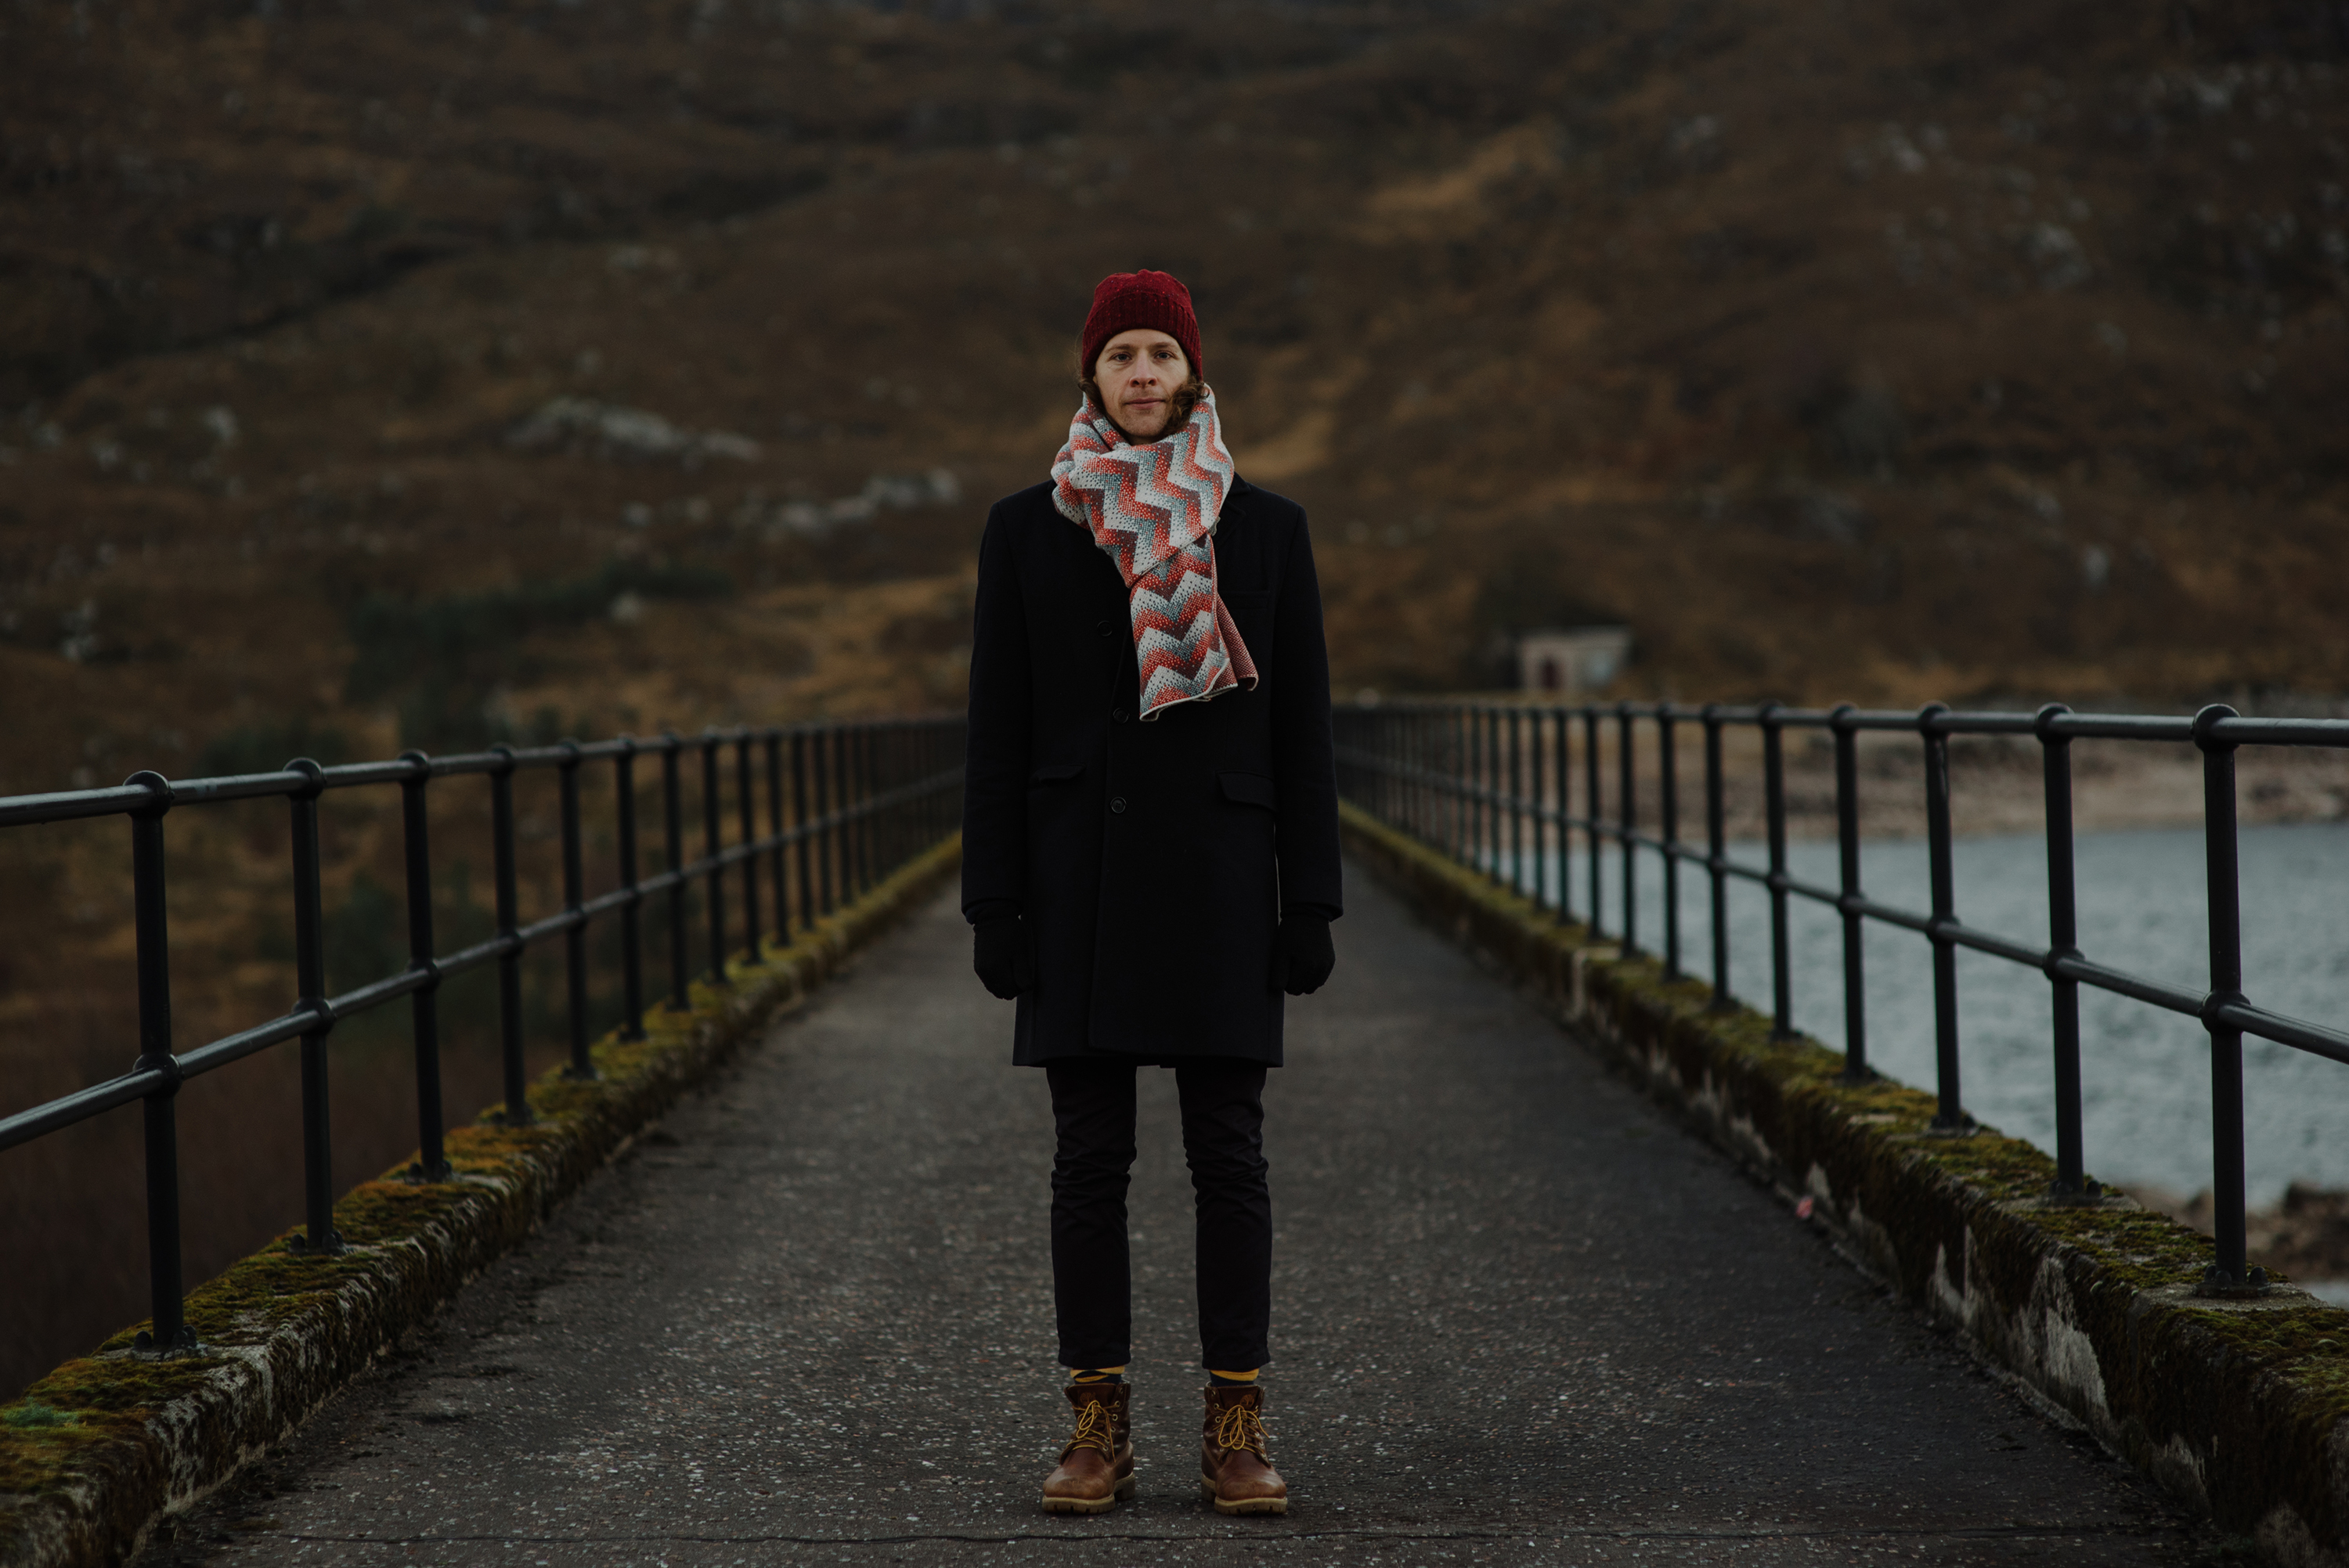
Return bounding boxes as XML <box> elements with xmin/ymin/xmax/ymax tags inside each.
<box><xmin>1517</xmin><ymin>626</ymin><xmax>1633</xmax><ymax>695</ymax></box>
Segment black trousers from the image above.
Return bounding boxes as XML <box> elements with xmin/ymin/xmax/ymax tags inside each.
<box><xmin>1045</xmin><ymin>1060</ymin><xmax>1272</xmax><ymax>1373</ymax></box>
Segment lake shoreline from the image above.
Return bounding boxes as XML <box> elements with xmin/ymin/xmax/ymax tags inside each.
<box><xmin>1636</xmin><ymin>730</ymin><xmax>2349</xmax><ymax>842</ymax></box>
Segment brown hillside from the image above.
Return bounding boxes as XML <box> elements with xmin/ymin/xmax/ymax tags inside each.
<box><xmin>5</xmin><ymin>0</ymin><xmax>2348</xmax><ymax>790</ymax></box>
<box><xmin>2</xmin><ymin>0</ymin><xmax>2347</xmax><ymax>1397</ymax></box>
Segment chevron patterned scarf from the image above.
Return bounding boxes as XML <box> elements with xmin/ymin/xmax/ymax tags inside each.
<box><xmin>1051</xmin><ymin>390</ymin><xmax>1258</xmax><ymax>721</ymax></box>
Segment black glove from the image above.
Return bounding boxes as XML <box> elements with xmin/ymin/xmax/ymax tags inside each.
<box><xmin>973</xmin><ymin>915</ymin><xmax>1037</xmax><ymax>1000</ymax></box>
<box><xmin>1268</xmin><ymin>914</ymin><xmax>1335</xmax><ymax>996</ymax></box>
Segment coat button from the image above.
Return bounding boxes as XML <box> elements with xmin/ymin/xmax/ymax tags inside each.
<box><xmin>1110</xmin><ymin>797</ymin><xmax>1127</xmax><ymax>814</ymax></box>
<box><xmin>1096</xmin><ymin>618</ymin><xmax>1117</xmax><ymax>638</ymax></box>
<box><xmin>1113</xmin><ymin>707</ymin><xmax>1128</xmax><ymax>723</ymax></box>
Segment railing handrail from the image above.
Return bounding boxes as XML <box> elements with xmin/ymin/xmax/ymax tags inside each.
<box><xmin>1348</xmin><ymin>696</ymin><xmax>2349</xmax><ymax>749</ymax></box>
<box><xmin>1</xmin><ymin>715</ymin><xmax>967</xmax><ymax>1356</ymax></box>
<box><xmin>1334</xmin><ymin>695</ymin><xmax>2336</xmax><ymax>1298</ymax></box>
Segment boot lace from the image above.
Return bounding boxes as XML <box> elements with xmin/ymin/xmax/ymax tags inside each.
<box><xmin>1062</xmin><ymin>1399</ymin><xmax>1116</xmax><ymax>1459</ymax></box>
<box><xmin>1213</xmin><ymin>1400</ymin><xmax>1268</xmax><ymax>1459</ymax></box>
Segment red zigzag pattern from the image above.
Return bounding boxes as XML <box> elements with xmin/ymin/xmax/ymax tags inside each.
<box><xmin>1052</xmin><ymin>391</ymin><xmax>1258</xmax><ymax>720</ymax></box>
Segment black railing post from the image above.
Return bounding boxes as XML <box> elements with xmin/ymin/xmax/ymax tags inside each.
<box><xmin>615</xmin><ymin>738</ymin><xmax>647</xmax><ymax>1041</ymax></box>
<box><xmin>894</xmin><ymin>722</ymin><xmax>912</xmax><ymax>867</ymax></box>
<box><xmin>1391</xmin><ymin>708</ymin><xmax>1409</xmax><ymax>840</ymax></box>
<box><xmin>1400</xmin><ymin>708</ymin><xmax>1416</xmax><ymax>842</ymax></box>
<box><xmin>1658</xmin><ymin>703</ymin><xmax>1680</xmax><ymax>980</ymax></box>
<box><xmin>2195</xmin><ymin>703</ymin><xmax>2257</xmax><ymax>1291</ymax></box>
<box><xmin>1398</xmin><ymin>708</ymin><xmax>1413</xmax><ymax>841</ymax></box>
<box><xmin>1554</xmin><ymin>707</ymin><xmax>1573</xmax><ymax>925</ymax></box>
<box><xmin>835</xmin><ymin>722</ymin><xmax>852</xmax><ymax>903</ymax></box>
<box><xmin>398</xmin><ymin>752</ymin><xmax>453</xmax><ymax>1177</ymax></box>
<box><xmin>1339</xmin><ymin>705</ymin><xmax>1355</xmax><ymax>813</ymax></box>
<box><xmin>1410</xmin><ymin>708</ymin><xmax>1421</xmax><ymax>840</ymax></box>
<box><xmin>737</xmin><ymin>730</ymin><xmax>760</xmax><ymax>961</ymax></box>
<box><xmin>883</xmin><ymin>723</ymin><xmax>898</xmax><ymax>877</ymax></box>
<box><xmin>1407</xmin><ymin>709</ymin><xmax>1420</xmax><ymax>841</ymax></box>
<box><xmin>793</xmin><ymin>728</ymin><xmax>817</xmax><ymax>925</ymax></box>
<box><xmin>1831</xmin><ymin>705</ymin><xmax>1869</xmax><ymax>1082</ymax></box>
<box><xmin>2037</xmin><ymin>705</ymin><xmax>2087</xmax><ymax>1195</ymax></box>
<box><xmin>662</xmin><ymin>734</ymin><xmax>689</xmax><ymax>1008</ymax></box>
<box><xmin>1400</xmin><ymin>708</ymin><xmax>1419</xmax><ymax>845</ymax></box>
<box><xmin>1376</xmin><ymin>707</ymin><xmax>1391</xmax><ymax>831</ymax></box>
<box><xmin>1919</xmin><ymin>704</ymin><xmax>1967</xmax><ymax>1131</ymax></box>
<box><xmin>1618</xmin><ymin>701</ymin><xmax>1637</xmax><ymax>955</ymax></box>
<box><xmin>127</xmin><ymin>771</ymin><xmax>193</xmax><ymax>1352</ymax></box>
<box><xmin>1509</xmin><ymin>706</ymin><xmax>1525</xmax><ymax>895</ymax></box>
<box><xmin>1530</xmin><ymin>707</ymin><xmax>1548</xmax><ymax>912</ymax></box>
<box><xmin>1447</xmin><ymin>704</ymin><xmax>1466</xmax><ymax>863</ymax></box>
<box><xmin>843</xmin><ymin>724</ymin><xmax>862</xmax><ymax>899</ymax></box>
<box><xmin>1356</xmin><ymin>707</ymin><xmax>1371</xmax><ymax>824</ymax></box>
<box><xmin>766</xmin><ymin>730</ymin><xmax>788</xmax><ymax>944</ymax></box>
<box><xmin>893</xmin><ymin>722</ymin><xmax>910</xmax><ymax>868</ymax></box>
<box><xmin>1583</xmin><ymin>706</ymin><xmax>1603</xmax><ymax>934</ymax></box>
<box><xmin>1459</xmin><ymin>706</ymin><xmax>1473</xmax><ymax>867</ymax></box>
<box><xmin>1353</xmin><ymin>704</ymin><xmax>1372</xmax><ymax>816</ymax></box>
<box><xmin>1451</xmin><ymin>707</ymin><xmax>1467</xmax><ymax>864</ymax></box>
<box><xmin>814</xmin><ymin>726</ymin><xmax>836</xmax><ymax>917</ymax></box>
<box><xmin>287</xmin><ymin>756</ymin><xmax>345</xmax><ymax>1249</ymax></box>
<box><xmin>489</xmin><ymin>744</ymin><xmax>532</xmax><ymax>1126</ymax></box>
<box><xmin>559</xmin><ymin>741</ymin><xmax>594</xmax><ymax>1080</ymax></box>
<box><xmin>1761</xmin><ymin>704</ymin><xmax>1792</xmax><ymax>1038</ymax></box>
<box><xmin>879</xmin><ymin>723</ymin><xmax>891</xmax><ymax>881</ymax></box>
<box><xmin>1492</xmin><ymin>707</ymin><xmax>1509</xmax><ymax>889</ymax></box>
<box><xmin>1463</xmin><ymin>707</ymin><xmax>1481</xmax><ymax>876</ymax></box>
<box><xmin>1702</xmin><ymin>704</ymin><xmax>1729</xmax><ymax>1009</ymax></box>
<box><xmin>901</xmin><ymin>723</ymin><xmax>914</xmax><ymax>864</ymax></box>
<box><xmin>1419</xmin><ymin>713</ymin><xmax>1438</xmax><ymax>859</ymax></box>
<box><xmin>702</xmin><ymin>730</ymin><xmax>728</xmax><ymax>983</ymax></box>
<box><xmin>913</xmin><ymin>721</ymin><xmax>929</xmax><ymax>848</ymax></box>
<box><xmin>838</xmin><ymin>723</ymin><xmax>860</xmax><ymax>899</ymax></box>
<box><xmin>1487</xmin><ymin>706</ymin><xmax>1506</xmax><ymax>885</ymax></box>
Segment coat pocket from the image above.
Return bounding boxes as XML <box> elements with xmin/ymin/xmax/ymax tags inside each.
<box><xmin>1028</xmin><ymin>762</ymin><xmax>1085</xmax><ymax>786</ymax></box>
<box><xmin>1218</xmin><ymin>771</ymin><xmax>1279</xmax><ymax>813</ymax></box>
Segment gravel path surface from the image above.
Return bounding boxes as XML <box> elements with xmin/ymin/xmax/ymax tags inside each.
<box><xmin>139</xmin><ymin>866</ymin><xmax>2197</xmax><ymax>1566</ymax></box>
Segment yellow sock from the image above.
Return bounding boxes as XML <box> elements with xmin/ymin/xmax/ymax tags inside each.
<box><xmin>1069</xmin><ymin>1364</ymin><xmax>1127</xmax><ymax>1385</ymax></box>
<box><xmin>1207</xmin><ymin>1368</ymin><xmax>1259</xmax><ymax>1386</ymax></box>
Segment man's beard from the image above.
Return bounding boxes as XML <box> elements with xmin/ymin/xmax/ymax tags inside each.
<box><xmin>1081</xmin><ymin>376</ymin><xmax>1204</xmax><ymax>444</ymax></box>
<box><xmin>1115</xmin><ymin>399</ymin><xmax>1175</xmax><ymax>441</ymax></box>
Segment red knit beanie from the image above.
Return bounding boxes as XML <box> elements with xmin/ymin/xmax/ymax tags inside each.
<box><xmin>1080</xmin><ymin>270</ymin><xmax>1203</xmax><ymax>381</ymax></box>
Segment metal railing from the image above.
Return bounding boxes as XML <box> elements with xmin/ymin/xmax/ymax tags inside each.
<box><xmin>1336</xmin><ymin>698</ymin><xmax>2349</xmax><ymax>1295</ymax></box>
<box><xmin>0</xmin><ymin>717</ymin><xmax>965</xmax><ymax>1355</ymax></box>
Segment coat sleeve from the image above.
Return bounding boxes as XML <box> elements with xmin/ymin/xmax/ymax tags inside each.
<box><xmin>960</xmin><ymin>507</ymin><xmax>1032</xmax><ymax>922</ymax></box>
<box><xmin>1269</xmin><ymin>510</ymin><xmax>1344</xmax><ymax>917</ymax></box>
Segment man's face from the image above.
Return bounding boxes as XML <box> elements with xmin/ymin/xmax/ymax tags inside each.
<box><xmin>1092</xmin><ymin>329</ymin><xmax>1191</xmax><ymax>442</ymax></box>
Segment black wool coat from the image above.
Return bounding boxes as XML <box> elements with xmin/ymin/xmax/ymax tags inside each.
<box><xmin>960</xmin><ymin>475</ymin><xmax>1343</xmax><ymax>1066</ymax></box>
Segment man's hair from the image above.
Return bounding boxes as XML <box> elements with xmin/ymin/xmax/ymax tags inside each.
<box><xmin>1077</xmin><ymin>367</ymin><xmax>1207</xmax><ymax>438</ymax></box>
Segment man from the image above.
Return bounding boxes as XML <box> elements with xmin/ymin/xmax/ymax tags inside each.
<box><xmin>960</xmin><ymin>269</ymin><xmax>1342</xmax><ymax>1517</ymax></box>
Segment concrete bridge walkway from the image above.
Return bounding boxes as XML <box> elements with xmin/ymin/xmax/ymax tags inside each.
<box><xmin>141</xmin><ymin>866</ymin><xmax>2196</xmax><ymax>1566</ymax></box>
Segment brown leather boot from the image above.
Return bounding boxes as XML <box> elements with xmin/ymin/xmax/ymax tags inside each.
<box><xmin>1039</xmin><ymin>1382</ymin><xmax>1135</xmax><ymax>1514</ymax></box>
<box><xmin>1199</xmin><ymin>1385</ymin><xmax>1287</xmax><ymax>1515</ymax></box>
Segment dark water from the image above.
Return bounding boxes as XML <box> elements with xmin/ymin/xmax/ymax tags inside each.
<box><xmin>1502</xmin><ymin>823</ymin><xmax>2349</xmax><ymax>1202</ymax></box>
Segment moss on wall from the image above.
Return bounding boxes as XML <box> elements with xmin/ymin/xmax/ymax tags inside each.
<box><xmin>1339</xmin><ymin>802</ymin><xmax>2349</xmax><ymax>1565</ymax></box>
<box><xmin>0</xmin><ymin>834</ymin><xmax>962</xmax><ymax>1568</ymax></box>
